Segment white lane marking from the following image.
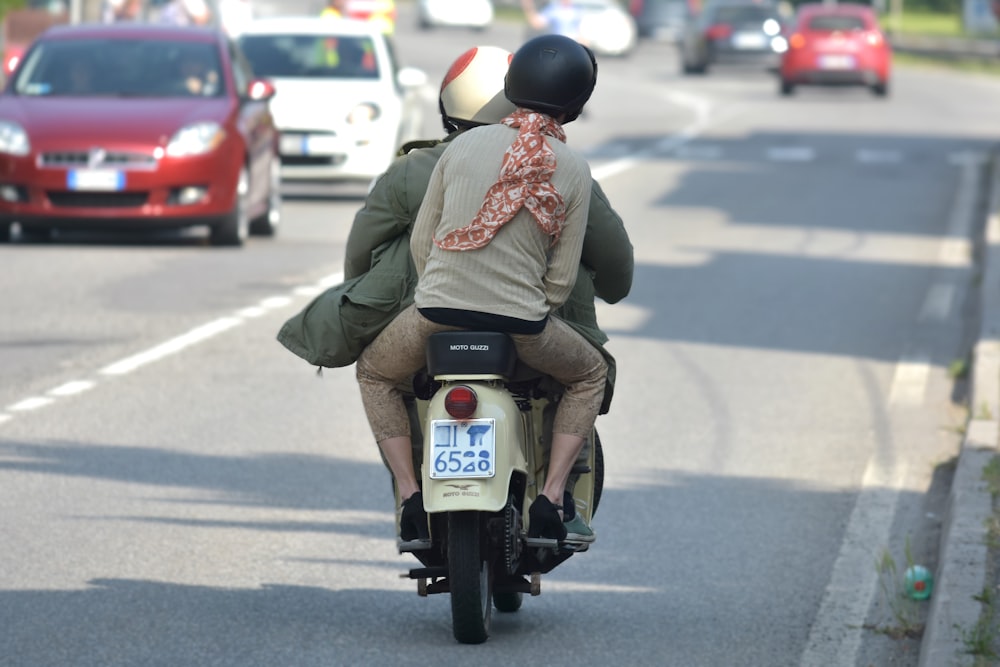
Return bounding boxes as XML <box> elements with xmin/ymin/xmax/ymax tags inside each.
<box><xmin>889</xmin><ymin>355</ymin><xmax>931</xmax><ymax>406</ymax></box>
<box><xmin>856</xmin><ymin>149</ymin><xmax>902</xmax><ymax>164</ymax></box>
<box><xmin>800</xmin><ymin>456</ymin><xmax>907</xmax><ymax>667</ymax></box>
<box><xmin>8</xmin><ymin>397</ymin><xmax>55</xmax><ymax>411</ymax></box>
<box><xmin>48</xmin><ymin>380</ymin><xmax>96</xmax><ymax>397</ymax></box>
<box><xmin>99</xmin><ymin>317</ymin><xmax>243</xmax><ymax>376</ymax></box>
<box><xmin>918</xmin><ymin>283</ymin><xmax>954</xmax><ymax>322</ymax></box>
<box><xmin>767</xmin><ymin>146</ymin><xmax>815</xmax><ymax>162</ymax></box>
<box><xmin>591</xmin><ymin>91</ymin><xmax>716</xmax><ymax>182</ymax></box>
<box><xmin>0</xmin><ymin>272</ymin><xmax>347</xmax><ymax>427</ymax></box>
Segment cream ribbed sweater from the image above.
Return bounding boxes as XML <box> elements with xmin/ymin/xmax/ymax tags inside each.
<box><xmin>411</xmin><ymin>123</ymin><xmax>592</xmax><ymax>322</ymax></box>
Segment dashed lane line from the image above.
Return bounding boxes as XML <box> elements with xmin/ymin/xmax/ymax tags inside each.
<box><xmin>0</xmin><ymin>272</ymin><xmax>344</xmax><ymax>426</ymax></box>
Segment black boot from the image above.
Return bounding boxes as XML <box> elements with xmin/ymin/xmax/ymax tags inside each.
<box><xmin>528</xmin><ymin>494</ymin><xmax>567</xmax><ymax>540</ymax></box>
<box><xmin>400</xmin><ymin>492</ymin><xmax>429</xmax><ymax>542</ymax></box>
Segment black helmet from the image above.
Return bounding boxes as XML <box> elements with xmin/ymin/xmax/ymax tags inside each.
<box><xmin>504</xmin><ymin>34</ymin><xmax>597</xmax><ymax>124</ymax></box>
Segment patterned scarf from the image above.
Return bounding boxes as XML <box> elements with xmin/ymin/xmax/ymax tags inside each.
<box><xmin>435</xmin><ymin>109</ymin><xmax>567</xmax><ymax>251</ymax></box>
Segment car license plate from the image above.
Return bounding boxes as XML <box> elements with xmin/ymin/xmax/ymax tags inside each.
<box><xmin>67</xmin><ymin>169</ymin><xmax>125</xmax><ymax>191</ymax></box>
<box><xmin>280</xmin><ymin>134</ymin><xmax>342</xmax><ymax>156</ymax></box>
<box><xmin>733</xmin><ymin>32</ymin><xmax>766</xmax><ymax>49</ymax></box>
<box><xmin>818</xmin><ymin>54</ymin><xmax>855</xmax><ymax>69</ymax></box>
<box><xmin>429</xmin><ymin>418</ymin><xmax>496</xmax><ymax>479</ymax></box>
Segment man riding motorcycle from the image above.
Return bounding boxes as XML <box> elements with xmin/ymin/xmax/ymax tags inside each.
<box><xmin>343</xmin><ymin>44</ymin><xmax>633</xmax><ymax>543</ymax></box>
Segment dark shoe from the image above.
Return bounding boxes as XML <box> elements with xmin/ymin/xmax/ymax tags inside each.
<box><xmin>528</xmin><ymin>495</ymin><xmax>567</xmax><ymax>541</ymax></box>
<box><xmin>400</xmin><ymin>492</ymin><xmax>429</xmax><ymax>542</ymax></box>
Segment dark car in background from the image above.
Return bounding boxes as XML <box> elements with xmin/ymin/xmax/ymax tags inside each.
<box><xmin>0</xmin><ymin>23</ymin><xmax>281</xmax><ymax>246</ymax></box>
<box><xmin>629</xmin><ymin>0</ymin><xmax>689</xmax><ymax>42</ymax></box>
<box><xmin>679</xmin><ymin>0</ymin><xmax>788</xmax><ymax>74</ymax></box>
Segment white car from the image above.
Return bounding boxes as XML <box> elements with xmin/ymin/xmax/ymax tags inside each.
<box><xmin>417</xmin><ymin>0</ymin><xmax>494</xmax><ymax>30</ymax></box>
<box><xmin>237</xmin><ymin>17</ymin><xmax>427</xmax><ymax>184</ymax></box>
<box><xmin>526</xmin><ymin>0</ymin><xmax>638</xmax><ymax>57</ymax></box>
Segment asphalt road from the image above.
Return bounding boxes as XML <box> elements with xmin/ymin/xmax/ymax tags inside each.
<box><xmin>2</xmin><ymin>4</ymin><xmax>999</xmax><ymax>666</ymax></box>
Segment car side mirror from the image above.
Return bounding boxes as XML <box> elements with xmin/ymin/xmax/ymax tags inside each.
<box><xmin>247</xmin><ymin>78</ymin><xmax>276</xmax><ymax>101</ymax></box>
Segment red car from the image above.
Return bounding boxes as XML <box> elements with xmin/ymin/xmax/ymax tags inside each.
<box><xmin>779</xmin><ymin>2</ymin><xmax>891</xmax><ymax>97</ymax></box>
<box><xmin>0</xmin><ymin>22</ymin><xmax>281</xmax><ymax>246</ymax></box>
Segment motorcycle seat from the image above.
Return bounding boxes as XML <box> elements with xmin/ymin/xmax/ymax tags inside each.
<box><xmin>425</xmin><ymin>331</ymin><xmax>517</xmax><ymax>378</ymax></box>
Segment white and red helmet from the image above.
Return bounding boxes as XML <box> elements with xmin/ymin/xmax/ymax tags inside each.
<box><xmin>439</xmin><ymin>45</ymin><xmax>516</xmax><ymax>133</ymax></box>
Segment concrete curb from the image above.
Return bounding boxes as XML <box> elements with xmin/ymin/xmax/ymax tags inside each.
<box><xmin>918</xmin><ymin>156</ymin><xmax>1000</xmax><ymax>666</ymax></box>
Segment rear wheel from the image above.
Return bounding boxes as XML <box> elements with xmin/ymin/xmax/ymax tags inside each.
<box><xmin>448</xmin><ymin>511</ymin><xmax>492</xmax><ymax>644</ymax></box>
<box><xmin>592</xmin><ymin>431</ymin><xmax>605</xmax><ymax>517</ymax></box>
<box><xmin>871</xmin><ymin>81</ymin><xmax>889</xmax><ymax>97</ymax></box>
<box><xmin>0</xmin><ymin>222</ymin><xmax>10</xmax><ymax>243</ymax></box>
<box><xmin>780</xmin><ymin>79</ymin><xmax>795</xmax><ymax>96</ymax></box>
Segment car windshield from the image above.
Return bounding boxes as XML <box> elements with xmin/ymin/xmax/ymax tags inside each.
<box><xmin>806</xmin><ymin>14</ymin><xmax>867</xmax><ymax>31</ymax></box>
<box><xmin>239</xmin><ymin>34</ymin><xmax>380</xmax><ymax>80</ymax></box>
<box><xmin>13</xmin><ymin>38</ymin><xmax>224</xmax><ymax>98</ymax></box>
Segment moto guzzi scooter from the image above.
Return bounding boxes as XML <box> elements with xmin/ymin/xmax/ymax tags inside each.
<box><xmin>396</xmin><ymin>330</ymin><xmax>603</xmax><ymax>645</ymax></box>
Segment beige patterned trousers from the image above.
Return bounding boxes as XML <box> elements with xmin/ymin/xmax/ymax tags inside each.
<box><xmin>356</xmin><ymin>304</ymin><xmax>607</xmax><ymax>443</ymax></box>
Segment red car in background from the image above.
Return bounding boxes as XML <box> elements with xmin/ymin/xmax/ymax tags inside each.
<box><xmin>0</xmin><ymin>23</ymin><xmax>281</xmax><ymax>246</ymax></box>
<box><xmin>779</xmin><ymin>2</ymin><xmax>891</xmax><ymax>97</ymax></box>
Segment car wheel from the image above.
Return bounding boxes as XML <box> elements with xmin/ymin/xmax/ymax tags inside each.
<box><xmin>210</xmin><ymin>166</ymin><xmax>249</xmax><ymax>247</ymax></box>
<box><xmin>20</xmin><ymin>225</ymin><xmax>53</xmax><ymax>242</ymax></box>
<box><xmin>871</xmin><ymin>81</ymin><xmax>889</xmax><ymax>97</ymax></box>
<box><xmin>780</xmin><ymin>80</ymin><xmax>795</xmax><ymax>96</ymax></box>
<box><xmin>249</xmin><ymin>158</ymin><xmax>281</xmax><ymax>237</ymax></box>
<box><xmin>0</xmin><ymin>222</ymin><xmax>10</xmax><ymax>243</ymax></box>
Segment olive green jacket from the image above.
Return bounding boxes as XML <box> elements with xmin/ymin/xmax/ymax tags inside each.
<box><xmin>279</xmin><ymin>131</ymin><xmax>633</xmax><ymax>413</ymax></box>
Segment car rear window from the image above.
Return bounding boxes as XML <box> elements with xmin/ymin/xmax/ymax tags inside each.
<box><xmin>14</xmin><ymin>38</ymin><xmax>225</xmax><ymax>98</ymax></box>
<box><xmin>713</xmin><ymin>5</ymin><xmax>777</xmax><ymax>23</ymax></box>
<box><xmin>806</xmin><ymin>14</ymin><xmax>868</xmax><ymax>31</ymax></box>
<box><xmin>239</xmin><ymin>34</ymin><xmax>380</xmax><ymax>80</ymax></box>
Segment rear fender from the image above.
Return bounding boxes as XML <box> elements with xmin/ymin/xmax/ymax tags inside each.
<box><xmin>421</xmin><ymin>381</ymin><xmax>528</xmax><ymax>514</ymax></box>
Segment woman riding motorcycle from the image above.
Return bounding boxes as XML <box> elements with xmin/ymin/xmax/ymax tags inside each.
<box><xmin>352</xmin><ymin>35</ymin><xmax>630</xmax><ymax>545</ymax></box>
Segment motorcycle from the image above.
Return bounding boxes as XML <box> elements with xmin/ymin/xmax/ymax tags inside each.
<box><xmin>395</xmin><ymin>329</ymin><xmax>604</xmax><ymax>644</ymax></box>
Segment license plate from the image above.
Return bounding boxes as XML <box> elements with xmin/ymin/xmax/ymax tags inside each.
<box><xmin>429</xmin><ymin>418</ymin><xmax>496</xmax><ymax>479</ymax></box>
<box><xmin>818</xmin><ymin>54</ymin><xmax>855</xmax><ymax>69</ymax></box>
<box><xmin>67</xmin><ymin>169</ymin><xmax>125</xmax><ymax>191</ymax></box>
<box><xmin>280</xmin><ymin>134</ymin><xmax>341</xmax><ymax>156</ymax></box>
<box><xmin>733</xmin><ymin>32</ymin><xmax>766</xmax><ymax>49</ymax></box>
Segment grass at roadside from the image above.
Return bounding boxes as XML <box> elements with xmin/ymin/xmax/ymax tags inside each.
<box><xmin>966</xmin><ymin>456</ymin><xmax>1000</xmax><ymax>664</ymax></box>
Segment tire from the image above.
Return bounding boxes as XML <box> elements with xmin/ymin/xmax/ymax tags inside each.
<box><xmin>492</xmin><ymin>590</ymin><xmax>523</xmax><ymax>613</ymax></box>
<box><xmin>780</xmin><ymin>80</ymin><xmax>794</xmax><ymax>96</ymax></box>
<box><xmin>871</xmin><ymin>81</ymin><xmax>889</xmax><ymax>97</ymax></box>
<box><xmin>210</xmin><ymin>166</ymin><xmax>249</xmax><ymax>247</ymax></box>
<box><xmin>448</xmin><ymin>511</ymin><xmax>492</xmax><ymax>644</ymax></box>
<box><xmin>592</xmin><ymin>431</ymin><xmax>605</xmax><ymax>517</ymax></box>
<box><xmin>20</xmin><ymin>225</ymin><xmax>52</xmax><ymax>242</ymax></box>
<box><xmin>0</xmin><ymin>222</ymin><xmax>11</xmax><ymax>243</ymax></box>
<box><xmin>249</xmin><ymin>158</ymin><xmax>281</xmax><ymax>237</ymax></box>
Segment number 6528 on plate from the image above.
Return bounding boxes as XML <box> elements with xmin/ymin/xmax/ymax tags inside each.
<box><xmin>429</xmin><ymin>418</ymin><xmax>496</xmax><ymax>479</ymax></box>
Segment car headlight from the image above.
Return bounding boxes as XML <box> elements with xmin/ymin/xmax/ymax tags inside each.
<box><xmin>166</xmin><ymin>121</ymin><xmax>226</xmax><ymax>157</ymax></box>
<box><xmin>347</xmin><ymin>103</ymin><xmax>381</xmax><ymax>125</ymax></box>
<box><xmin>0</xmin><ymin>121</ymin><xmax>30</xmax><ymax>156</ymax></box>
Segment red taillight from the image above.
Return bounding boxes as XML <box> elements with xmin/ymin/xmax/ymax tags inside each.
<box><xmin>789</xmin><ymin>32</ymin><xmax>806</xmax><ymax>49</ymax></box>
<box><xmin>866</xmin><ymin>31</ymin><xmax>884</xmax><ymax>46</ymax></box>
<box><xmin>704</xmin><ymin>23</ymin><xmax>733</xmax><ymax>40</ymax></box>
<box><xmin>444</xmin><ymin>386</ymin><xmax>478</xmax><ymax>420</ymax></box>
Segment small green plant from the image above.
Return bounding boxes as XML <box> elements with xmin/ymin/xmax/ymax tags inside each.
<box><xmin>959</xmin><ymin>587</ymin><xmax>999</xmax><ymax>661</ymax></box>
<box><xmin>868</xmin><ymin>544</ymin><xmax>924</xmax><ymax>639</ymax></box>
<box><xmin>984</xmin><ymin>456</ymin><xmax>1000</xmax><ymax>497</ymax></box>
<box><xmin>976</xmin><ymin>402</ymin><xmax>995</xmax><ymax>420</ymax></box>
<box><xmin>949</xmin><ymin>357</ymin><xmax>971</xmax><ymax>380</ymax></box>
